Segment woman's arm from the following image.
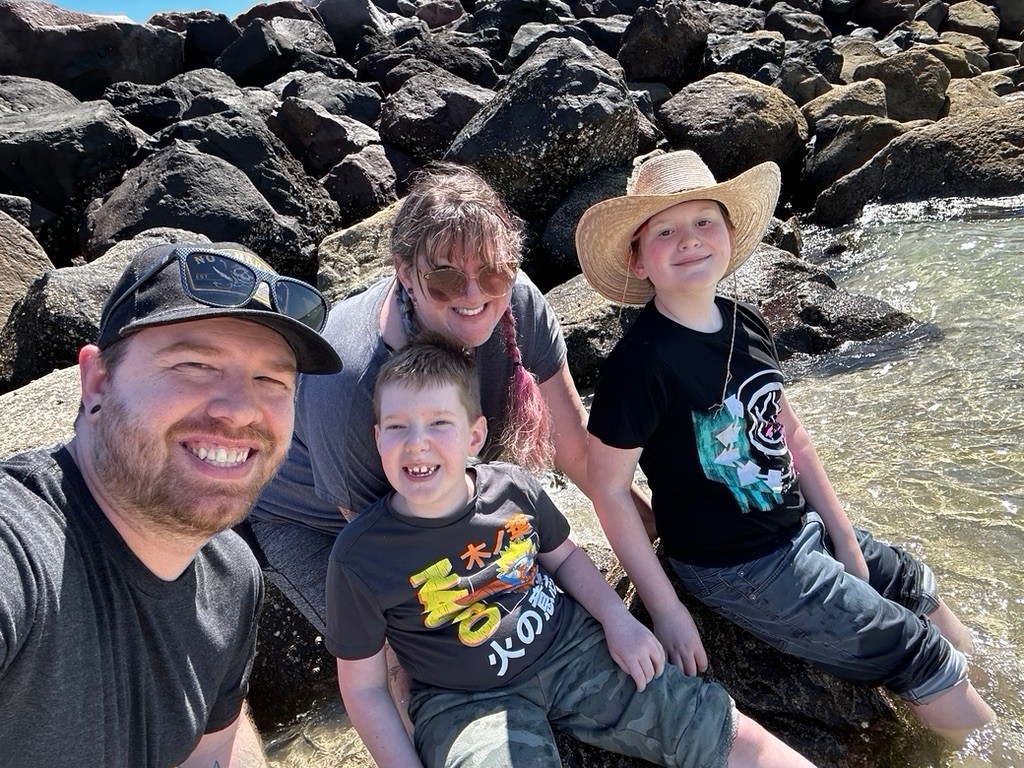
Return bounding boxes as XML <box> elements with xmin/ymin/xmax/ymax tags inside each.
<box><xmin>586</xmin><ymin>436</ymin><xmax>708</xmax><ymax>675</ymax></box>
<box><xmin>540</xmin><ymin>363</ymin><xmax>658</xmax><ymax>540</ymax></box>
<box><xmin>778</xmin><ymin>391</ymin><xmax>869</xmax><ymax>581</ymax></box>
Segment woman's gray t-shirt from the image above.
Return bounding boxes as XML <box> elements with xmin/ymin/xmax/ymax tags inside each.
<box><xmin>252</xmin><ymin>272</ymin><xmax>566</xmax><ymax>534</ymax></box>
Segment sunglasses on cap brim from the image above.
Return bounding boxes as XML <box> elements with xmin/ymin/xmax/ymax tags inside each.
<box><xmin>105</xmin><ymin>246</ymin><xmax>329</xmax><ymax>332</ymax></box>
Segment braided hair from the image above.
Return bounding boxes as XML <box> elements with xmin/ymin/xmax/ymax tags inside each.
<box><xmin>389</xmin><ymin>163</ymin><xmax>554</xmax><ymax>472</ymax></box>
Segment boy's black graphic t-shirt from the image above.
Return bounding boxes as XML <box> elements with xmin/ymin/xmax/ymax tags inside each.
<box><xmin>588</xmin><ymin>297</ymin><xmax>804</xmax><ymax>566</ymax></box>
<box><xmin>325</xmin><ymin>462</ymin><xmax>571</xmax><ymax>691</ymax></box>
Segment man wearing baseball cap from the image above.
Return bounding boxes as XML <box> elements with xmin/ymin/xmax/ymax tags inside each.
<box><xmin>0</xmin><ymin>241</ymin><xmax>340</xmax><ymax>766</ymax></box>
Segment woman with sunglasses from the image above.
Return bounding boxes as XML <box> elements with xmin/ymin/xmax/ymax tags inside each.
<box><xmin>248</xmin><ymin>163</ymin><xmax>653</xmax><ymax>649</ymax></box>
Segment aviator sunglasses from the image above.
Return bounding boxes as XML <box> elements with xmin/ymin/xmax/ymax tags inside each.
<box><xmin>104</xmin><ymin>246</ymin><xmax>329</xmax><ymax>332</ymax></box>
<box><xmin>418</xmin><ymin>261</ymin><xmax>518</xmax><ymax>303</ymax></box>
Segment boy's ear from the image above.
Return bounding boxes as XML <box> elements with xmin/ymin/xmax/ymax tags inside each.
<box><xmin>628</xmin><ymin>251</ymin><xmax>647</xmax><ymax>280</ymax></box>
<box><xmin>373</xmin><ymin>423</ymin><xmax>381</xmax><ymax>449</ymax></box>
<box><xmin>468</xmin><ymin>415</ymin><xmax>487</xmax><ymax>457</ymax></box>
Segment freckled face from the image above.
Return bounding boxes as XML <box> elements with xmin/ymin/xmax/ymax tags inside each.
<box><xmin>632</xmin><ymin>200</ymin><xmax>735</xmax><ymax>298</ymax></box>
<box><xmin>91</xmin><ymin>317</ymin><xmax>297</xmax><ymax>538</ymax></box>
<box><xmin>400</xmin><ymin>252</ymin><xmax>515</xmax><ymax>349</ymax></box>
<box><xmin>374</xmin><ymin>382</ymin><xmax>487</xmax><ymax>519</ymax></box>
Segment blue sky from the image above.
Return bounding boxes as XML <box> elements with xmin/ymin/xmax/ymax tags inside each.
<box><xmin>57</xmin><ymin>0</ymin><xmax>256</xmax><ymax>22</ymax></box>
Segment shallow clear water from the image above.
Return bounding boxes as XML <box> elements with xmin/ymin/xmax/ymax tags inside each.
<box><xmin>267</xmin><ymin>199</ymin><xmax>1024</xmax><ymax>767</ymax></box>
<box><xmin>786</xmin><ymin>200</ymin><xmax>1024</xmax><ymax>767</ymax></box>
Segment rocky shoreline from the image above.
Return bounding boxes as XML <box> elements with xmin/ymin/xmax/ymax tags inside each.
<box><xmin>1</xmin><ymin>0</ymin><xmax>1021</xmax><ymax>763</ymax></box>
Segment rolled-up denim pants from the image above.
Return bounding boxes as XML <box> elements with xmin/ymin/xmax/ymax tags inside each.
<box><xmin>670</xmin><ymin>511</ymin><xmax>966</xmax><ymax>704</ymax></box>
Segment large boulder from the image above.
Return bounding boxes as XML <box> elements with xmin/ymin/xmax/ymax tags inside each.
<box><xmin>810</xmin><ymin>102</ymin><xmax>1024</xmax><ymax>225</ymax></box>
<box><xmin>447</xmin><ymin>37</ymin><xmax>647</xmax><ymax>223</ymax></box>
<box><xmin>0</xmin><ymin>230</ymin><xmax>204</xmax><ymax>392</ymax></box>
<box><xmin>853</xmin><ymin>47</ymin><xmax>952</xmax><ymax>120</ymax></box>
<box><xmin>321</xmin><ymin>144</ymin><xmax>400</xmax><ymax>227</ymax></box>
<box><xmin>141</xmin><ymin>108</ymin><xmax>343</xmax><ymax>269</ymax></box>
<box><xmin>703</xmin><ymin>30</ymin><xmax>786</xmax><ymax>83</ymax></box>
<box><xmin>0</xmin><ymin>211</ymin><xmax>53</xmax><ymax>326</ymax></box>
<box><xmin>801</xmin><ymin>78</ymin><xmax>889</xmax><ymax>129</ymax></box>
<box><xmin>0</xmin><ymin>0</ymin><xmax>183</xmax><ymax>99</ymax></box>
<box><xmin>0</xmin><ymin>100</ymin><xmax>145</xmax><ymax>265</ymax></box>
<box><xmin>942</xmin><ymin>0</ymin><xmax>1001</xmax><ymax>44</ymax></box>
<box><xmin>0</xmin><ymin>74</ymin><xmax>78</xmax><ymax>113</ymax></box>
<box><xmin>801</xmin><ymin>113</ymin><xmax>910</xmax><ymax>206</ymax></box>
<box><xmin>269</xmin><ymin>96</ymin><xmax>382</xmax><ymax>178</ymax></box>
<box><xmin>81</xmin><ymin>143</ymin><xmax>308</xmax><ymax>279</ymax></box>
<box><xmin>658</xmin><ymin>72</ymin><xmax>809</xmax><ymax>187</ymax></box>
<box><xmin>378</xmin><ymin>69</ymin><xmax>494</xmax><ymax>163</ymax></box>
<box><xmin>311</xmin><ymin>0</ymin><xmax>393</xmax><ymax>60</ymax></box>
<box><xmin>316</xmin><ymin>203</ymin><xmax>399</xmax><ymax>302</ymax></box>
<box><xmin>617</xmin><ymin>0</ymin><xmax>711</xmax><ymax>90</ymax></box>
<box><xmin>272</xmin><ymin>70</ymin><xmax>381</xmax><ymax>125</ymax></box>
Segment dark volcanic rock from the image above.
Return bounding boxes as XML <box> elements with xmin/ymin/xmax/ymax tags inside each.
<box><xmin>269</xmin><ymin>96</ymin><xmax>381</xmax><ymax>177</ymax></box>
<box><xmin>0</xmin><ymin>75</ymin><xmax>78</xmax><ymax>113</ymax></box>
<box><xmin>447</xmin><ymin>37</ymin><xmax>646</xmax><ymax>223</ymax></box>
<box><xmin>0</xmin><ymin>100</ymin><xmax>145</xmax><ymax>265</ymax></box>
<box><xmin>0</xmin><ymin>211</ymin><xmax>53</xmax><ymax>326</ymax></box>
<box><xmin>82</xmin><ymin>143</ymin><xmax>307</xmax><ymax>279</ymax></box>
<box><xmin>658</xmin><ymin>72</ymin><xmax>809</xmax><ymax>188</ymax></box>
<box><xmin>141</xmin><ymin>108</ymin><xmax>343</xmax><ymax>268</ymax></box>
<box><xmin>811</xmin><ymin>102</ymin><xmax>1024</xmax><ymax>225</ymax></box>
<box><xmin>275</xmin><ymin>70</ymin><xmax>382</xmax><ymax>125</ymax></box>
<box><xmin>0</xmin><ymin>0</ymin><xmax>184</xmax><ymax>100</ymax></box>
<box><xmin>379</xmin><ymin>69</ymin><xmax>493</xmax><ymax>163</ymax></box>
<box><xmin>617</xmin><ymin>0</ymin><xmax>711</xmax><ymax>91</ymax></box>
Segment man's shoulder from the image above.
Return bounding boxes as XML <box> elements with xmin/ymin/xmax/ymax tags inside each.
<box><xmin>0</xmin><ymin>445</ymin><xmax>74</xmax><ymax>531</ymax></box>
<box><xmin>1</xmin><ymin>444</ymin><xmax>65</xmax><ymax>484</ymax></box>
<box><xmin>201</xmin><ymin>527</ymin><xmax>263</xmax><ymax>584</ymax></box>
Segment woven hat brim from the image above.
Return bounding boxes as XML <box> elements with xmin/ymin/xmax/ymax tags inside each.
<box><xmin>576</xmin><ymin>162</ymin><xmax>781</xmax><ymax>305</ymax></box>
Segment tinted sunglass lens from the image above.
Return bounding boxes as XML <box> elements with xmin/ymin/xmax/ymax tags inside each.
<box><xmin>183</xmin><ymin>253</ymin><xmax>257</xmax><ymax>306</ymax></box>
<box><xmin>479</xmin><ymin>267</ymin><xmax>515</xmax><ymax>297</ymax></box>
<box><xmin>276</xmin><ymin>281</ymin><xmax>328</xmax><ymax>331</ymax></box>
<box><xmin>424</xmin><ymin>270</ymin><xmax>467</xmax><ymax>302</ymax></box>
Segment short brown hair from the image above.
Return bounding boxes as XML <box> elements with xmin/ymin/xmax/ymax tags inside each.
<box><xmin>373</xmin><ymin>331</ymin><xmax>482</xmax><ymax>425</ymax></box>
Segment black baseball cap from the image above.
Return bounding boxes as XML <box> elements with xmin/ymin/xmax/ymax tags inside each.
<box><xmin>97</xmin><ymin>242</ymin><xmax>341</xmax><ymax>374</ymax></box>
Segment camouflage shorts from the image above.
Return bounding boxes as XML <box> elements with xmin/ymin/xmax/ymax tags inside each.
<box><xmin>408</xmin><ymin>599</ymin><xmax>736</xmax><ymax>768</ymax></box>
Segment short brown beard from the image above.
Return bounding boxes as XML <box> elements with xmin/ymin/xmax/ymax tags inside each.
<box><xmin>92</xmin><ymin>391</ymin><xmax>280</xmax><ymax>540</ymax></box>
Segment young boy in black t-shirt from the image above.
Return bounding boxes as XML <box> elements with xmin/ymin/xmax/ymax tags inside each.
<box><xmin>576</xmin><ymin>149</ymin><xmax>994</xmax><ymax>746</ymax></box>
<box><xmin>324</xmin><ymin>334</ymin><xmax>815</xmax><ymax>767</ymax></box>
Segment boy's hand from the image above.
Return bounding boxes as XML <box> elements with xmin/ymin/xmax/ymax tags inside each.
<box><xmin>605</xmin><ymin>617</ymin><xmax>666</xmax><ymax>692</ymax></box>
<box><xmin>651</xmin><ymin>605</ymin><xmax>708</xmax><ymax>676</ymax></box>
<box><xmin>833</xmin><ymin>538</ymin><xmax>870</xmax><ymax>582</ymax></box>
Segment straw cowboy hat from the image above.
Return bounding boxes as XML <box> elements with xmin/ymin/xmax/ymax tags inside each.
<box><xmin>575</xmin><ymin>150</ymin><xmax>782</xmax><ymax>305</ymax></box>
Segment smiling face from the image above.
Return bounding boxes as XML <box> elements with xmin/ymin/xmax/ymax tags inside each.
<box><xmin>374</xmin><ymin>380</ymin><xmax>487</xmax><ymax>519</ymax></box>
<box><xmin>631</xmin><ymin>199</ymin><xmax>736</xmax><ymax>300</ymax></box>
<box><xmin>399</xmin><ymin>249</ymin><xmax>515</xmax><ymax>349</ymax></box>
<box><xmin>86</xmin><ymin>317</ymin><xmax>297</xmax><ymax>539</ymax></box>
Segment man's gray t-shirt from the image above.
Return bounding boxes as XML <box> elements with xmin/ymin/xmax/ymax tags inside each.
<box><xmin>252</xmin><ymin>273</ymin><xmax>566</xmax><ymax>532</ymax></box>
<box><xmin>0</xmin><ymin>446</ymin><xmax>263</xmax><ymax>767</ymax></box>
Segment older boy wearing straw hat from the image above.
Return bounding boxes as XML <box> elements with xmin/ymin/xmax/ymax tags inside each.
<box><xmin>576</xmin><ymin>150</ymin><xmax>994</xmax><ymax>746</ymax></box>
